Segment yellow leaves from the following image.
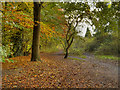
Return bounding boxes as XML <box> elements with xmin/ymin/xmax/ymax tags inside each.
<box><xmin>24</xmin><ymin>2</ymin><xmax>29</xmax><ymax>8</ymax></box>
<box><xmin>40</xmin><ymin>22</ymin><xmax>56</xmax><ymax>39</ymax></box>
<box><xmin>3</xmin><ymin>3</ymin><xmax>57</xmax><ymax>40</ymax></box>
<box><xmin>36</xmin><ymin>21</ymin><xmax>40</xmax><ymax>24</ymax></box>
<box><xmin>34</xmin><ymin>75</ymin><xmax>37</xmax><ymax>77</ymax></box>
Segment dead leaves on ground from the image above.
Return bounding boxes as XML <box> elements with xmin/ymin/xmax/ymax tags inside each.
<box><xmin>2</xmin><ymin>53</ymin><xmax>118</xmax><ymax>88</ymax></box>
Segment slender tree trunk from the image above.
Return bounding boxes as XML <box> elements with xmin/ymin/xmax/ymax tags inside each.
<box><xmin>31</xmin><ymin>2</ymin><xmax>42</xmax><ymax>61</ymax></box>
<box><xmin>64</xmin><ymin>47</ymin><xmax>69</xmax><ymax>58</ymax></box>
<box><xmin>64</xmin><ymin>37</ymin><xmax>74</xmax><ymax>59</ymax></box>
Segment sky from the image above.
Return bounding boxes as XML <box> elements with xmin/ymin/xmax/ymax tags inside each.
<box><xmin>75</xmin><ymin>1</ymin><xmax>97</xmax><ymax>37</ymax></box>
<box><xmin>76</xmin><ymin>20</ymin><xmax>96</xmax><ymax>37</ymax></box>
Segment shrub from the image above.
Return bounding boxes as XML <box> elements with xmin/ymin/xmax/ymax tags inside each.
<box><xmin>84</xmin><ymin>32</ymin><xmax>119</xmax><ymax>56</ymax></box>
<box><xmin>69</xmin><ymin>36</ymin><xmax>85</xmax><ymax>55</ymax></box>
<box><xmin>85</xmin><ymin>38</ymin><xmax>99</xmax><ymax>52</ymax></box>
<box><xmin>0</xmin><ymin>46</ymin><xmax>14</xmax><ymax>63</ymax></box>
<box><xmin>95</xmin><ymin>37</ymin><xmax>119</xmax><ymax>55</ymax></box>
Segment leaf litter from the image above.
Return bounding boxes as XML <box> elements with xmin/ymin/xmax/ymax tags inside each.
<box><xmin>2</xmin><ymin>52</ymin><xmax>118</xmax><ymax>88</ymax></box>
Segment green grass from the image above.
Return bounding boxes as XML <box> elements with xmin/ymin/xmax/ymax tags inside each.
<box><xmin>68</xmin><ymin>57</ymin><xmax>85</xmax><ymax>62</ymax></box>
<box><xmin>96</xmin><ymin>55</ymin><xmax>120</xmax><ymax>60</ymax></box>
<box><xmin>79</xmin><ymin>55</ymin><xmax>87</xmax><ymax>59</ymax></box>
<box><xmin>72</xmin><ymin>55</ymin><xmax>87</xmax><ymax>59</ymax></box>
<box><xmin>69</xmin><ymin>53</ymin><xmax>87</xmax><ymax>59</ymax></box>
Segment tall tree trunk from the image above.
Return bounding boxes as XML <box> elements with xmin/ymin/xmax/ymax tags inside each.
<box><xmin>31</xmin><ymin>2</ymin><xmax>42</xmax><ymax>61</ymax></box>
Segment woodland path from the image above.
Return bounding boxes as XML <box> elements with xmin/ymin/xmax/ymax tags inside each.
<box><xmin>2</xmin><ymin>51</ymin><xmax>119</xmax><ymax>88</ymax></box>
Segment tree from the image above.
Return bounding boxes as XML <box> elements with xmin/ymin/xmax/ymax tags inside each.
<box><xmin>31</xmin><ymin>2</ymin><xmax>43</xmax><ymax>61</ymax></box>
<box><xmin>85</xmin><ymin>2</ymin><xmax>120</xmax><ymax>55</ymax></box>
<box><xmin>2</xmin><ymin>2</ymin><xmax>34</xmax><ymax>57</ymax></box>
<box><xmin>59</xmin><ymin>2</ymin><xmax>91</xmax><ymax>58</ymax></box>
<box><xmin>2</xmin><ymin>2</ymin><xmax>65</xmax><ymax>61</ymax></box>
<box><xmin>31</xmin><ymin>2</ymin><xmax>65</xmax><ymax>61</ymax></box>
<box><xmin>92</xmin><ymin>2</ymin><xmax>119</xmax><ymax>35</ymax></box>
<box><xmin>64</xmin><ymin>15</ymin><xmax>80</xmax><ymax>58</ymax></box>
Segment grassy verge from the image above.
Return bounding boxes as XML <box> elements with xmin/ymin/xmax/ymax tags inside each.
<box><xmin>79</xmin><ymin>55</ymin><xmax>87</xmax><ymax>59</ymax></box>
<box><xmin>68</xmin><ymin>57</ymin><xmax>86</xmax><ymax>62</ymax></box>
<box><xmin>96</xmin><ymin>55</ymin><xmax>120</xmax><ymax>60</ymax></box>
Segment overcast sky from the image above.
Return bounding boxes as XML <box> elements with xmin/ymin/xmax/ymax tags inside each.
<box><xmin>76</xmin><ymin>18</ymin><xmax>96</xmax><ymax>37</ymax></box>
<box><xmin>76</xmin><ymin>1</ymin><xmax>97</xmax><ymax>37</ymax></box>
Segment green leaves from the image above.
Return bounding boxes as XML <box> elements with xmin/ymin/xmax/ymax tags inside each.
<box><xmin>93</xmin><ymin>2</ymin><xmax>119</xmax><ymax>35</ymax></box>
<box><xmin>0</xmin><ymin>46</ymin><xmax>14</xmax><ymax>63</ymax></box>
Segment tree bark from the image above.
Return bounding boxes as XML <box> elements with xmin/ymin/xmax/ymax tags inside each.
<box><xmin>64</xmin><ymin>47</ymin><xmax>69</xmax><ymax>58</ymax></box>
<box><xmin>31</xmin><ymin>2</ymin><xmax>42</xmax><ymax>61</ymax></box>
<box><xmin>64</xmin><ymin>36</ymin><xmax>74</xmax><ymax>59</ymax></box>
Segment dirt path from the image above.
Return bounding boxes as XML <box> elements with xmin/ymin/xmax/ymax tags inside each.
<box><xmin>2</xmin><ymin>51</ymin><xmax>119</xmax><ymax>88</ymax></box>
<box><xmin>69</xmin><ymin>53</ymin><xmax>119</xmax><ymax>83</ymax></box>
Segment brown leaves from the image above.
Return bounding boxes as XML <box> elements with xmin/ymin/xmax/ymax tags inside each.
<box><xmin>2</xmin><ymin>52</ymin><xmax>118</xmax><ymax>88</ymax></box>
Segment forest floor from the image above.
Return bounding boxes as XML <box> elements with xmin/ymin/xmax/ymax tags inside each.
<box><xmin>2</xmin><ymin>50</ymin><xmax>119</xmax><ymax>88</ymax></box>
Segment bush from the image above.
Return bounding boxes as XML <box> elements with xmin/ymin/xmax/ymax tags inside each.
<box><xmin>0</xmin><ymin>46</ymin><xmax>14</xmax><ymax>63</ymax></box>
<box><xmin>85</xmin><ymin>32</ymin><xmax>119</xmax><ymax>56</ymax></box>
<box><xmin>40</xmin><ymin>38</ymin><xmax>61</xmax><ymax>53</ymax></box>
<box><xmin>69</xmin><ymin>47</ymin><xmax>84</xmax><ymax>55</ymax></box>
<box><xmin>85</xmin><ymin>38</ymin><xmax>99</xmax><ymax>52</ymax></box>
<box><xmin>95</xmin><ymin>36</ymin><xmax>119</xmax><ymax>55</ymax></box>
